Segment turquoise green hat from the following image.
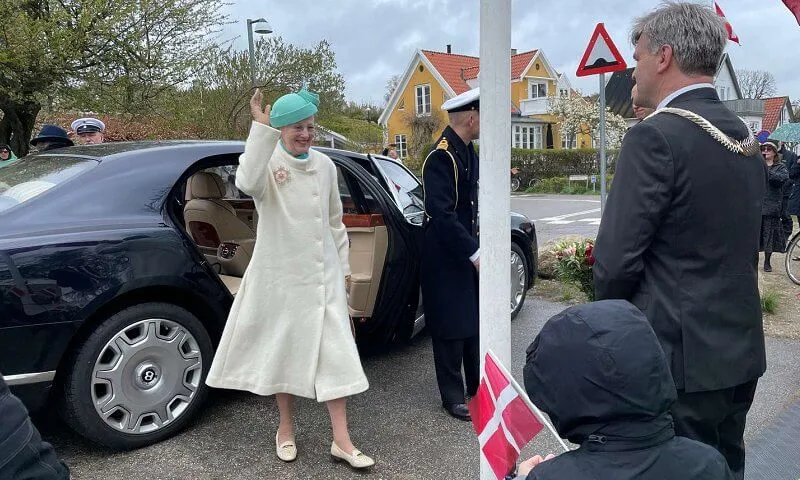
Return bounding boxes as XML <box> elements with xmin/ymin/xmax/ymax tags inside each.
<box><xmin>270</xmin><ymin>88</ymin><xmax>320</xmax><ymax>128</ymax></box>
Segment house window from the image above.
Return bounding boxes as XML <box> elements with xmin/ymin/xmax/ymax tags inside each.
<box><xmin>781</xmin><ymin>107</ymin><xmax>788</xmax><ymax>126</ymax></box>
<box><xmin>559</xmin><ymin>89</ymin><xmax>569</xmax><ymax>98</ymax></box>
<box><xmin>512</xmin><ymin>125</ymin><xmax>543</xmax><ymax>149</ymax></box>
<box><xmin>749</xmin><ymin>121</ymin><xmax>760</xmax><ymax>133</ymax></box>
<box><xmin>395</xmin><ymin>134</ymin><xmax>408</xmax><ymax>158</ymax></box>
<box><xmin>529</xmin><ymin>82</ymin><xmax>547</xmax><ymax>99</ymax></box>
<box><xmin>561</xmin><ymin>133</ymin><xmax>577</xmax><ymax>149</ymax></box>
<box><xmin>415</xmin><ymin>84</ymin><xmax>431</xmax><ymax>116</ymax></box>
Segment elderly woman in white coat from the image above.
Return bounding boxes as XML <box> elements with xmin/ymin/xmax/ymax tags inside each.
<box><xmin>205</xmin><ymin>87</ymin><xmax>373</xmax><ymax>469</ymax></box>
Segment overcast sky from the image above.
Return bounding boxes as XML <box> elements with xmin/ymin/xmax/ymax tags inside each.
<box><xmin>223</xmin><ymin>0</ymin><xmax>800</xmax><ymax>105</ymax></box>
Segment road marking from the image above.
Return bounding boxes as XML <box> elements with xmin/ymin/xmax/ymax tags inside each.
<box><xmin>513</xmin><ymin>195</ymin><xmax>600</xmax><ymax>203</ymax></box>
<box><xmin>537</xmin><ymin>208</ymin><xmax>601</xmax><ymax>222</ymax></box>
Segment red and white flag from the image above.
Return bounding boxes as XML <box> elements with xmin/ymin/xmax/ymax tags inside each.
<box><xmin>715</xmin><ymin>2</ymin><xmax>740</xmax><ymax>44</ymax></box>
<box><xmin>468</xmin><ymin>351</ymin><xmax>568</xmax><ymax>480</ymax></box>
<box><xmin>783</xmin><ymin>0</ymin><xmax>800</xmax><ymax>26</ymax></box>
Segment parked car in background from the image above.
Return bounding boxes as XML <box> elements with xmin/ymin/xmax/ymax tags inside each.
<box><xmin>0</xmin><ymin>142</ymin><xmax>537</xmax><ymax>450</ymax></box>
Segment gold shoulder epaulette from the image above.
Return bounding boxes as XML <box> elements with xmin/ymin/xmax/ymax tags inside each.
<box><xmin>436</xmin><ymin>138</ymin><xmax>449</xmax><ymax>150</ymax></box>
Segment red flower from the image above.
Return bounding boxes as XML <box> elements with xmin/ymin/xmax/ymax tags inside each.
<box><xmin>585</xmin><ymin>245</ymin><xmax>595</xmax><ymax>266</ymax></box>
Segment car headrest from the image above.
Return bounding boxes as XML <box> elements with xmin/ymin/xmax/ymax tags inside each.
<box><xmin>186</xmin><ymin>172</ymin><xmax>226</xmax><ymax>200</ymax></box>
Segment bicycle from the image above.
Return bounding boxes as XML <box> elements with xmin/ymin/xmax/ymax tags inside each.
<box><xmin>786</xmin><ymin>230</ymin><xmax>800</xmax><ymax>285</ymax></box>
<box><xmin>510</xmin><ymin>167</ymin><xmax>521</xmax><ymax>192</ymax></box>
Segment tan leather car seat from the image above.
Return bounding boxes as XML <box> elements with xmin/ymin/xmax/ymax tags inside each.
<box><xmin>184</xmin><ymin>172</ymin><xmax>255</xmax><ymax>249</ymax></box>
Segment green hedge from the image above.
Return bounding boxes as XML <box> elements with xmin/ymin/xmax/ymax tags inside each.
<box><xmin>409</xmin><ymin>147</ymin><xmax>619</xmax><ymax>183</ymax></box>
<box><xmin>527</xmin><ymin>174</ymin><xmax>614</xmax><ymax>195</ymax></box>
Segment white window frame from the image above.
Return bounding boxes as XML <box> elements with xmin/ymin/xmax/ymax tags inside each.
<box><xmin>561</xmin><ymin>132</ymin><xmax>577</xmax><ymax>149</ymax></box>
<box><xmin>415</xmin><ymin>84</ymin><xmax>431</xmax><ymax>116</ymax></box>
<box><xmin>512</xmin><ymin>125</ymin><xmax>543</xmax><ymax>149</ymax></box>
<box><xmin>559</xmin><ymin>88</ymin><xmax>569</xmax><ymax>98</ymax></box>
<box><xmin>529</xmin><ymin>81</ymin><xmax>548</xmax><ymax>99</ymax></box>
<box><xmin>394</xmin><ymin>134</ymin><xmax>407</xmax><ymax>159</ymax></box>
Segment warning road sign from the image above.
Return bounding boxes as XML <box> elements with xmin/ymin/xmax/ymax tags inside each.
<box><xmin>576</xmin><ymin>23</ymin><xmax>627</xmax><ymax>77</ymax></box>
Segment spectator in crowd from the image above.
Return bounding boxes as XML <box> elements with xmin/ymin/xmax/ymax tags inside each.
<box><xmin>515</xmin><ymin>301</ymin><xmax>734</xmax><ymax>480</ymax></box>
<box><xmin>382</xmin><ymin>146</ymin><xmax>399</xmax><ymax>160</ymax></box>
<box><xmin>631</xmin><ymin>84</ymin><xmax>654</xmax><ymax>121</ymax></box>
<box><xmin>593</xmin><ymin>3</ymin><xmax>766</xmax><ymax>478</ymax></box>
<box><xmin>30</xmin><ymin>125</ymin><xmax>74</xmax><ymax>152</ymax></box>
<box><xmin>1</xmin><ymin>374</ymin><xmax>71</xmax><ymax>479</ymax></box>
<box><xmin>70</xmin><ymin>118</ymin><xmax>105</xmax><ymax>145</ymax></box>
<box><xmin>0</xmin><ymin>144</ymin><xmax>19</xmax><ymax>169</ymax></box>
<box><xmin>776</xmin><ymin>140</ymin><xmax>799</xmax><ymax>237</ymax></box>
<box><xmin>760</xmin><ymin>141</ymin><xmax>789</xmax><ymax>272</ymax></box>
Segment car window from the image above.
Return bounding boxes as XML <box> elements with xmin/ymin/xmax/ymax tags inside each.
<box><xmin>375</xmin><ymin>158</ymin><xmax>425</xmax><ymax>217</ymax></box>
<box><xmin>336</xmin><ymin>166</ymin><xmax>361</xmax><ymax>215</ymax></box>
<box><xmin>0</xmin><ymin>157</ymin><xmax>96</xmax><ymax>214</ymax></box>
<box><xmin>203</xmin><ymin>165</ymin><xmax>248</xmax><ymax>199</ymax></box>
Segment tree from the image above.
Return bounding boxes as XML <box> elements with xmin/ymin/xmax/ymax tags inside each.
<box><xmin>736</xmin><ymin>69</ymin><xmax>777</xmax><ymax>99</ymax></box>
<box><xmin>0</xmin><ymin>0</ymin><xmax>229</xmax><ymax>156</ymax></box>
<box><xmin>403</xmin><ymin>110</ymin><xmax>446</xmax><ymax>170</ymax></box>
<box><xmin>384</xmin><ymin>74</ymin><xmax>401</xmax><ymax>105</ymax></box>
<box><xmin>62</xmin><ymin>0</ymin><xmax>230</xmax><ymax>115</ymax></box>
<box><xmin>181</xmin><ymin>36</ymin><xmax>347</xmax><ymax>138</ymax></box>
<box><xmin>549</xmin><ymin>95</ymin><xmax>628</xmax><ymax>149</ymax></box>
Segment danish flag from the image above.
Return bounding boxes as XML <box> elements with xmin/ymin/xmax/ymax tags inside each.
<box><xmin>468</xmin><ymin>351</ymin><xmax>566</xmax><ymax>479</ymax></box>
<box><xmin>714</xmin><ymin>2</ymin><xmax>740</xmax><ymax>44</ymax></box>
<box><xmin>783</xmin><ymin>0</ymin><xmax>800</xmax><ymax>26</ymax></box>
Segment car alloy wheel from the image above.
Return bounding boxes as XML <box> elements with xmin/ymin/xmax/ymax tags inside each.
<box><xmin>510</xmin><ymin>245</ymin><xmax>527</xmax><ymax>316</ymax></box>
<box><xmin>90</xmin><ymin>318</ymin><xmax>203</xmax><ymax>435</ymax></box>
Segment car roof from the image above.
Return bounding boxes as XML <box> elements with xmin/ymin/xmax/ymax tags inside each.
<box><xmin>28</xmin><ymin>140</ymin><xmax>247</xmax><ymax>163</ymax></box>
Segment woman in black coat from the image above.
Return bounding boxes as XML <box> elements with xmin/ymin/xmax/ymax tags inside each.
<box><xmin>760</xmin><ymin>141</ymin><xmax>789</xmax><ymax>272</ymax></box>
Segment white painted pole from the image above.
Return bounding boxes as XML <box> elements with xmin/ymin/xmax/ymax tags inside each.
<box><xmin>479</xmin><ymin>0</ymin><xmax>512</xmax><ymax>477</ymax></box>
<box><xmin>599</xmin><ymin>72</ymin><xmax>607</xmax><ymax>213</ymax></box>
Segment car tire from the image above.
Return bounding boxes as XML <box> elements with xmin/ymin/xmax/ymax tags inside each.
<box><xmin>510</xmin><ymin>242</ymin><xmax>529</xmax><ymax>320</ymax></box>
<box><xmin>59</xmin><ymin>302</ymin><xmax>213</xmax><ymax>450</ymax></box>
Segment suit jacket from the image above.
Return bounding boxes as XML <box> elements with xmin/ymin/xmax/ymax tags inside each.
<box><xmin>420</xmin><ymin>126</ymin><xmax>480</xmax><ymax>339</ymax></box>
<box><xmin>593</xmin><ymin>87</ymin><xmax>767</xmax><ymax>393</ymax></box>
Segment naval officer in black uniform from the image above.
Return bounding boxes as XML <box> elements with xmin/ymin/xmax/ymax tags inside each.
<box><xmin>420</xmin><ymin>87</ymin><xmax>480</xmax><ymax>421</ymax></box>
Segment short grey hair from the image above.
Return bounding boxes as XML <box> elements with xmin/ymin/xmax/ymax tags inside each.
<box><xmin>630</xmin><ymin>1</ymin><xmax>727</xmax><ymax>77</ymax></box>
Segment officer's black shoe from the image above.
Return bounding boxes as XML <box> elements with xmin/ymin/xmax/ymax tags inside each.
<box><xmin>444</xmin><ymin>403</ymin><xmax>471</xmax><ymax>421</ymax></box>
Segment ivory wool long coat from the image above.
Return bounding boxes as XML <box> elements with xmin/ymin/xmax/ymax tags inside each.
<box><xmin>205</xmin><ymin>121</ymin><xmax>369</xmax><ymax>402</ymax></box>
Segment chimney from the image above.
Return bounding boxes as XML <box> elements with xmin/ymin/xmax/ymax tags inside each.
<box><xmin>446</xmin><ymin>44</ymin><xmax>452</xmax><ymax>54</ymax></box>
<box><xmin>511</xmin><ymin>48</ymin><xmax>517</xmax><ymax>55</ymax></box>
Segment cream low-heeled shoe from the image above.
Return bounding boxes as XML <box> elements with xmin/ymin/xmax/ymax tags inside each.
<box><xmin>330</xmin><ymin>442</ymin><xmax>375</xmax><ymax>469</ymax></box>
<box><xmin>275</xmin><ymin>432</ymin><xmax>297</xmax><ymax>462</ymax></box>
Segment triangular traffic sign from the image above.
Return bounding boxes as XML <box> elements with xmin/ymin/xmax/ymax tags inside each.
<box><xmin>576</xmin><ymin>23</ymin><xmax>627</xmax><ymax>77</ymax></box>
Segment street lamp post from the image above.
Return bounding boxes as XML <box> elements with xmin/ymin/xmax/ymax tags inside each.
<box><xmin>246</xmin><ymin>18</ymin><xmax>273</xmax><ymax>88</ymax></box>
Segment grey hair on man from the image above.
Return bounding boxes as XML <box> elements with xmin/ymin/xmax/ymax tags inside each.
<box><xmin>630</xmin><ymin>1</ymin><xmax>727</xmax><ymax>77</ymax></box>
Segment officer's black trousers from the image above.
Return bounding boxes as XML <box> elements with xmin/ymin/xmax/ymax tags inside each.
<box><xmin>431</xmin><ymin>335</ymin><xmax>479</xmax><ymax>406</ymax></box>
<box><xmin>671</xmin><ymin>379</ymin><xmax>759</xmax><ymax>480</ymax></box>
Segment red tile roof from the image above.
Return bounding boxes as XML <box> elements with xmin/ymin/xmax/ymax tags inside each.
<box><xmin>762</xmin><ymin>97</ymin><xmax>788</xmax><ymax>132</ymax></box>
<box><xmin>420</xmin><ymin>49</ymin><xmax>539</xmax><ymax>94</ymax></box>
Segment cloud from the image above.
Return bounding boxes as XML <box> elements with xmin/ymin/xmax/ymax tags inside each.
<box><xmin>226</xmin><ymin>0</ymin><xmax>800</xmax><ymax>104</ymax></box>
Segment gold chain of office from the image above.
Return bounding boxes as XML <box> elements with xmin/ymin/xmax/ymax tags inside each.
<box><xmin>645</xmin><ymin>107</ymin><xmax>761</xmax><ymax>157</ymax></box>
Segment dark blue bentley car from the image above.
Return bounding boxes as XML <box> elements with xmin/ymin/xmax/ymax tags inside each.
<box><xmin>0</xmin><ymin>141</ymin><xmax>537</xmax><ymax>450</ymax></box>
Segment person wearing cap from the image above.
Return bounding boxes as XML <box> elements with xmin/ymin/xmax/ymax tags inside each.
<box><xmin>759</xmin><ymin>141</ymin><xmax>789</xmax><ymax>272</ymax></box>
<box><xmin>0</xmin><ymin>144</ymin><xmax>19</xmax><ymax>169</ymax></box>
<box><xmin>205</xmin><ymin>88</ymin><xmax>373</xmax><ymax>469</ymax></box>
<box><xmin>30</xmin><ymin>125</ymin><xmax>74</xmax><ymax>152</ymax></box>
<box><xmin>419</xmin><ymin>86</ymin><xmax>480</xmax><ymax>421</ymax></box>
<box><xmin>514</xmin><ymin>300</ymin><xmax>734</xmax><ymax>480</ymax></box>
<box><xmin>71</xmin><ymin>118</ymin><xmax>105</xmax><ymax>145</ymax></box>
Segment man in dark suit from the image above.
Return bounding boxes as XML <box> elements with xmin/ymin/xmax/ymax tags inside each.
<box><xmin>420</xmin><ymin>87</ymin><xmax>480</xmax><ymax>421</ymax></box>
<box><xmin>593</xmin><ymin>3</ymin><xmax>766</xmax><ymax>479</ymax></box>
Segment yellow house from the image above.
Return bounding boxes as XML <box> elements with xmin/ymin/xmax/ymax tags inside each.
<box><xmin>378</xmin><ymin>47</ymin><xmax>590</xmax><ymax>159</ymax></box>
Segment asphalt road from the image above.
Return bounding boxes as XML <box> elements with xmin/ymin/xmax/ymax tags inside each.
<box><xmin>511</xmin><ymin>193</ymin><xmax>601</xmax><ymax>245</ymax></box>
<box><xmin>37</xmin><ymin>297</ymin><xmax>800</xmax><ymax>480</ymax></box>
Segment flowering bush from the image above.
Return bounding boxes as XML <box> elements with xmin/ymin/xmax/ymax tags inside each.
<box><xmin>553</xmin><ymin>239</ymin><xmax>596</xmax><ymax>301</ymax></box>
